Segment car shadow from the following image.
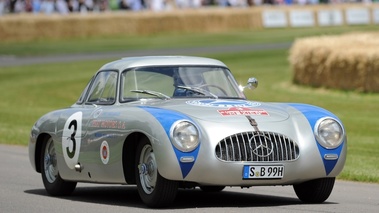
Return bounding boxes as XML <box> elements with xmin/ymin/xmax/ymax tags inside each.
<box><xmin>25</xmin><ymin>185</ymin><xmax>335</xmax><ymax>209</ymax></box>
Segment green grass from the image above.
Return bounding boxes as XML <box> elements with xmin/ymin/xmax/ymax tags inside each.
<box><xmin>0</xmin><ymin>26</ymin><xmax>378</xmax><ymax>183</ymax></box>
<box><xmin>1</xmin><ymin>25</ymin><xmax>378</xmax><ymax>56</ymax></box>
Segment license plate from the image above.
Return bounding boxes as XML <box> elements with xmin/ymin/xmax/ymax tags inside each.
<box><xmin>243</xmin><ymin>165</ymin><xmax>284</xmax><ymax>179</ymax></box>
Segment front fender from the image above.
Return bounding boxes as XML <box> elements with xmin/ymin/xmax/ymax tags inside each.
<box><xmin>285</xmin><ymin>103</ymin><xmax>347</xmax><ymax>176</ymax></box>
<box><xmin>28</xmin><ymin>110</ymin><xmax>63</xmax><ymax>172</ymax></box>
<box><xmin>138</xmin><ymin>106</ymin><xmax>200</xmax><ymax>180</ymax></box>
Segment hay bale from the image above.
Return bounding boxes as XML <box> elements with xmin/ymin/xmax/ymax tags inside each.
<box><xmin>0</xmin><ymin>8</ymin><xmax>263</xmax><ymax>42</ymax></box>
<box><xmin>289</xmin><ymin>32</ymin><xmax>379</xmax><ymax>93</ymax></box>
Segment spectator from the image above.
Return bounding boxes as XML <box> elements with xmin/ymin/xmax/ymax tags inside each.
<box><xmin>0</xmin><ymin>0</ymin><xmax>5</xmax><ymax>15</ymax></box>
<box><xmin>98</xmin><ymin>0</ymin><xmax>109</xmax><ymax>11</ymax></box>
<box><xmin>192</xmin><ymin>0</ymin><xmax>202</xmax><ymax>7</ymax></box>
<box><xmin>56</xmin><ymin>0</ymin><xmax>69</xmax><ymax>13</ymax></box>
<box><xmin>67</xmin><ymin>0</ymin><xmax>76</xmax><ymax>12</ymax></box>
<box><xmin>10</xmin><ymin>0</ymin><xmax>25</xmax><ymax>13</ymax></box>
<box><xmin>309</xmin><ymin>0</ymin><xmax>318</xmax><ymax>4</ymax></box>
<box><xmin>263</xmin><ymin>0</ymin><xmax>275</xmax><ymax>4</ymax></box>
<box><xmin>217</xmin><ymin>0</ymin><xmax>229</xmax><ymax>6</ymax></box>
<box><xmin>33</xmin><ymin>0</ymin><xmax>42</xmax><ymax>13</ymax></box>
<box><xmin>78</xmin><ymin>0</ymin><xmax>94</xmax><ymax>12</ymax></box>
<box><xmin>40</xmin><ymin>0</ymin><xmax>55</xmax><ymax>14</ymax></box>
<box><xmin>25</xmin><ymin>0</ymin><xmax>32</xmax><ymax>11</ymax></box>
<box><xmin>228</xmin><ymin>0</ymin><xmax>247</xmax><ymax>6</ymax></box>
<box><xmin>127</xmin><ymin>0</ymin><xmax>144</xmax><ymax>10</ymax></box>
<box><xmin>119</xmin><ymin>0</ymin><xmax>129</xmax><ymax>9</ymax></box>
<box><xmin>297</xmin><ymin>0</ymin><xmax>307</xmax><ymax>4</ymax></box>
<box><xmin>0</xmin><ymin>0</ymin><xmax>377</xmax><ymax>15</ymax></box>
<box><xmin>9</xmin><ymin>0</ymin><xmax>16</xmax><ymax>13</ymax></box>
<box><xmin>176</xmin><ymin>0</ymin><xmax>189</xmax><ymax>8</ymax></box>
<box><xmin>252</xmin><ymin>0</ymin><xmax>263</xmax><ymax>5</ymax></box>
<box><xmin>176</xmin><ymin>0</ymin><xmax>202</xmax><ymax>8</ymax></box>
<box><xmin>148</xmin><ymin>0</ymin><xmax>165</xmax><ymax>11</ymax></box>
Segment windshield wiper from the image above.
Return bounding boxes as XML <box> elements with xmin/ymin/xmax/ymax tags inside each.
<box><xmin>177</xmin><ymin>85</ymin><xmax>218</xmax><ymax>99</ymax></box>
<box><xmin>130</xmin><ymin>90</ymin><xmax>171</xmax><ymax>100</ymax></box>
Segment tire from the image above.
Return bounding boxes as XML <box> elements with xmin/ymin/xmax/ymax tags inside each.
<box><xmin>199</xmin><ymin>186</ymin><xmax>225</xmax><ymax>192</ymax></box>
<box><xmin>40</xmin><ymin>136</ymin><xmax>77</xmax><ymax>196</ymax></box>
<box><xmin>293</xmin><ymin>177</ymin><xmax>335</xmax><ymax>203</ymax></box>
<box><xmin>135</xmin><ymin>137</ymin><xmax>178</xmax><ymax>208</ymax></box>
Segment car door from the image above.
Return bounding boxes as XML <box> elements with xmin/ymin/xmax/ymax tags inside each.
<box><xmin>58</xmin><ymin>70</ymin><xmax>120</xmax><ymax>182</ymax></box>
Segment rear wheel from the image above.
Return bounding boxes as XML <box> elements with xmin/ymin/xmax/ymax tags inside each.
<box><xmin>293</xmin><ymin>177</ymin><xmax>335</xmax><ymax>203</ymax></box>
<box><xmin>135</xmin><ymin>137</ymin><xmax>178</xmax><ymax>208</ymax></box>
<box><xmin>40</xmin><ymin>136</ymin><xmax>77</xmax><ymax>196</ymax></box>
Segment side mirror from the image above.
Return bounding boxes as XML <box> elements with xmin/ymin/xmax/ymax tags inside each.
<box><xmin>247</xmin><ymin>77</ymin><xmax>258</xmax><ymax>90</ymax></box>
<box><xmin>240</xmin><ymin>77</ymin><xmax>258</xmax><ymax>91</ymax></box>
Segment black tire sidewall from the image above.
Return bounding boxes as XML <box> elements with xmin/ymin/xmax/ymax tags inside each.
<box><xmin>293</xmin><ymin>177</ymin><xmax>335</xmax><ymax>203</ymax></box>
<box><xmin>135</xmin><ymin>137</ymin><xmax>178</xmax><ymax>207</ymax></box>
<box><xmin>40</xmin><ymin>137</ymin><xmax>77</xmax><ymax>196</ymax></box>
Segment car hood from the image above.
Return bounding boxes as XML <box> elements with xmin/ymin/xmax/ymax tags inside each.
<box><xmin>132</xmin><ymin>99</ymin><xmax>290</xmax><ymax>123</ymax></box>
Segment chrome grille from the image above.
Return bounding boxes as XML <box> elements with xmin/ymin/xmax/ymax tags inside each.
<box><xmin>215</xmin><ymin>131</ymin><xmax>299</xmax><ymax>162</ymax></box>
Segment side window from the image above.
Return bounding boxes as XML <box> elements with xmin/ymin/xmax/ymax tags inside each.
<box><xmin>87</xmin><ymin>71</ymin><xmax>118</xmax><ymax>104</ymax></box>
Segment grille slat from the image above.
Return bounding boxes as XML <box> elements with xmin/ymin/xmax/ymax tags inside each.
<box><xmin>215</xmin><ymin>131</ymin><xmax>299</xmax><ymax>162</ymax></box>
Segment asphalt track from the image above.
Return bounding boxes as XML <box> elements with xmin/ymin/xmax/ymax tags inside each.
<box><xmin>1</xmin><ymin>144</ymin><xmax>379</xmax><ymax>212</ymax></box>
<box><xmin>1</xmin><ymin>44</ymin><xmax>379</xmax><ymax>212</ymax></box>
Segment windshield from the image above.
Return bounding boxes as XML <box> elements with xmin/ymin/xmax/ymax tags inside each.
<box><xmin>120</xmin><ymin>66</ymin><xmax>245</xmax><ymax>102</ymax></box>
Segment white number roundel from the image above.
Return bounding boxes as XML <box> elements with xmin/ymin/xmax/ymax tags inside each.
<box><xmin>62</xmin><ymin>112</ymin><xmax>82</xmax><ymax>169</ymax></box>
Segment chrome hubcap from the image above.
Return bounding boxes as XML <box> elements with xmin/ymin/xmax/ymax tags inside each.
<box><xmin>44</xmin><ymin>138</ymin><xmax>58</xmax><ymax>183</ymax></box>
<box><xmin>138</xmin><ymin>144</ymin><xmax>157</xmax><ymax>194</ymax></box>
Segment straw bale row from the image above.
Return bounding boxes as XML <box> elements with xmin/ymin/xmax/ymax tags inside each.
<box><xmin>289</xmin><ymin>32</ymin><xmax>379</xmax><ymax>93</ymax></box>
<box><xmin>0</xmin><ymin>8</ymin><xmax>262</xmax><ymax>42</ymax></box>
<box><xmin>1</xmin><ymin>4</ymin><xmax>378</xmax><ymax>42</ymax></box>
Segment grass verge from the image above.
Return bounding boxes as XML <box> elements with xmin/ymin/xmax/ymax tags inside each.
<box><xmin>0</xmin><ymin>25</ymin><xmax>378</xmax><ymax>57</ymax></box>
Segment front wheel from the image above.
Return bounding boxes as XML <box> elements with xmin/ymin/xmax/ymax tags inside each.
<box><xmin>135</xmin><ymin>137</ymin><xmax>178</xmax><ymax>208</ymax></box>
<box><xmin>293</xmin><ymin>177</ymin><xmax>335</xmax><ymax>203</ymax></box>
<box><xmin>40</xmin><ymin>136</ymin><xmax>77</xmax><ymax>196</ymax></box>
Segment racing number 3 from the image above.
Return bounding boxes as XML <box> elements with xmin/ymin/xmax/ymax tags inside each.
<box><xmin>67</xmin><ymin>120</ymin><xmax>77</xmax><ymax>159</ymax></box>
<box><xmin>62</xmin><ymin>112</ymin><xmax>83</xmax><ymax>169</ymax></box>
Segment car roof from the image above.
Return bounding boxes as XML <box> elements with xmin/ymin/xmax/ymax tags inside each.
<box><xmin>98</xmin><ymin>56</ymin><xmax>228</xmax><ymax>71</ymax></box>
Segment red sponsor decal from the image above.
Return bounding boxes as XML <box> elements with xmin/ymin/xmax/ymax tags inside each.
<box><xmin>90</xmin><ymin>120</ymin><xmax>126</xmax><ymax>129</ymax></box>
<box><xmin>218</xmin><ymin>107</ymin><xmax>269</xmax><ymax>116</ymax></box>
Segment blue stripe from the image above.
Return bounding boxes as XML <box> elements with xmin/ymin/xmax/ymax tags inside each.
<box><xmin>288</xmin><ymin>103</ymin><xmax>344</xmax><ymax>176</ymax></box>
<box><xmin>139</xmin><ymin>106</ymin><xmax>199</xmax><ymax>179</ymax></box>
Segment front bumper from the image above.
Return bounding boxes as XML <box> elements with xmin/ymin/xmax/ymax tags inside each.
<box><xmin>159</xmin><ymin>119</ymin><xmax>347</xmax><ymax>186</ymax></box>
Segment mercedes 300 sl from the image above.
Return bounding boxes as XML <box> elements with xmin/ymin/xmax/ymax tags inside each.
<box><xmin>29</xmin><ymin>56</ymin><xmax>347</xmax><ymax>207</ymax></box>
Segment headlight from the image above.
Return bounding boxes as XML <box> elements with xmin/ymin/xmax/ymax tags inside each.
<box><xmin>314</xmin><ymin>117</ymin><xmax>344</xmax><ymax>149</ymax></box>
<box><xmin>170</xmin><ymin>120</ymin><xmax>199</xmax><ymax>152</ymax></box>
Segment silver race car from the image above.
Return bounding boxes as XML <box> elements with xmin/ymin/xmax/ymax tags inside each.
<box><xmin>29</xmin><ymin>56</ymin><xmax>347</xmax><ymax>207</ymax></box>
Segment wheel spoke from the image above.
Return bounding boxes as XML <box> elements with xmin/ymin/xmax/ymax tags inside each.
<box><xmin>138</xmin><ymin>145</ymin><xmax>157</xmax><ymax>194</ymax></box>
<box><xmin>44</xmin><ymin>138</ymin><xmax>57</xmax><ymax>183</ymax></box>
<box><xmin>135</xmin><ymin>138</ymin><xmax>178</xmax><ymax>207</ymax></box>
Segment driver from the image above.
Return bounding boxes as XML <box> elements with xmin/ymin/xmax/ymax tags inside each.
<box><xmin>173</xmin><ymin>68</ymin><xmax>206</xmax><ymax>97</ymax></box>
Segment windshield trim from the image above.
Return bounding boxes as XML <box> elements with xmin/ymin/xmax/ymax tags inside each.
<box><xmin>119</xmin><ymin>65</ymin><xmax>245</xmax><ymax>103</ymax></box>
